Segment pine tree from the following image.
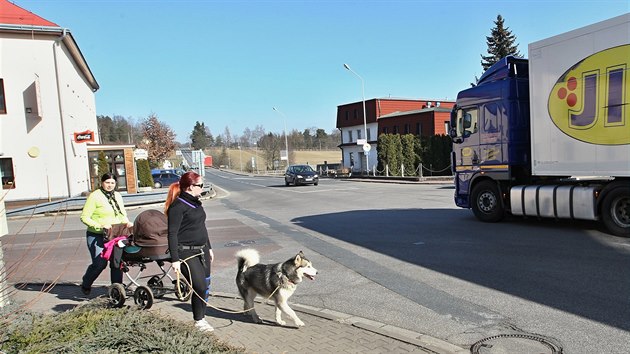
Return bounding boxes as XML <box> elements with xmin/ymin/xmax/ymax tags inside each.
<box><xmin>190</xmin><ymin>121</ymin><xmax>210</xmax><ymax>150</ymax></box>
<box><xmin>481</xmin><ymin>14</ymin><xmax>521</xmax><ymax>72</ymax></box>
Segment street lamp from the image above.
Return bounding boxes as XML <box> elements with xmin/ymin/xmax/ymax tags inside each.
<box><xmin>272</xmin><ymin>107</ymin><xmax>290</xmax><ymax>167</ymax></box>
<box><xmin>343</xmin><ymin>63</ymin><xmax>370</xmax><ymax>175</ymax></box>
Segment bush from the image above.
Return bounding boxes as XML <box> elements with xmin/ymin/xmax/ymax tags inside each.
<box><xmin>0</xmin><ymin>300</ymin><xmax>244</xmax><ymax>353</ymax></box>
<box><xmin>137</xmin><ymin>159</ymin><xmax>154</xmax><ymax>188</ymax></box>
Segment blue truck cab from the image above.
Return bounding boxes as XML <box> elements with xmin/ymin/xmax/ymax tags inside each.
<box><xmin>450</xmin><ymin>56</ymin><xmax>531</xmax><ymax>221</ymax></box>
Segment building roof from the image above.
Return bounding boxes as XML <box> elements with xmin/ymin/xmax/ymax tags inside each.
<box><xmin>378</xmin><ymin>107</ymin><xmax>452</xmax><ymax>120</ymax></box>
<box><xmin>0</xmin><ymin>0</ymin><xmax>58</xmax><ymax>27</ymax></box>
<box><xmin>0</xmin><ymin>0</ymin><xmax>99</xmax><ymax>91</ymax></box>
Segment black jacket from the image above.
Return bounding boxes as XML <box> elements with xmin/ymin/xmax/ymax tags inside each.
<box><xmin>167</xmin><ymin>192</ymin><xmax>210</xmax><ymax>262</ymax></box>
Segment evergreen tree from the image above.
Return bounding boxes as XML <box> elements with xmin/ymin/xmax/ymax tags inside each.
<box><xmin>481</xmin><ymin>14</ymin><xmax>521</xmax><ymax>71</ymax></box>
<box><xmin>190</xmin><ymin>121</ymin><xmax>210</xmax><ymax>150</ymax></box>
<box><xmin>97</xmin><ymin>151</ymin><xmax>110</xmax><ymax>177</ymax></box>
<box><xmin>136</xmin><ymin>159</ymin><xmax>154</xmax><ymax>188</ymax></box>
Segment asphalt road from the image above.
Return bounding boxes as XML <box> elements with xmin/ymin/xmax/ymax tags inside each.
<box><xmin>4</xmin><ymin>169</ymin><xmax>630</xmax><ymax>353</ymax></box>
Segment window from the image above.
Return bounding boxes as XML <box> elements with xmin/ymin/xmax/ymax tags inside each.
<box><xmin>347</xmin><ymin>130</ymin><xmax>353</xmax><ymax>142</ymax></box>
<box><xmin>0</xmin><ymin>79</ymin><xmax>6</xmax><ymax>114</ymax></box>
<box><xmin>367</xmin><ymin>127</ymin><xmax>371</xmax><ymax>141</ymax></box>
<box><xmin>393</xmin><ymin>125</ymin><xmax>398</xmax><ymax>134</ymax></box>
<box><xmin>456</xmin><ymin>108</ymin><xmax>479</xmax><ymax>137</ymax></box>
<box><xmin>357</xmin><ymin>129</ymin><xmax>362</xmax><ymax>140</ymax></box>
<box><xmin>353</xmin><ymin>109</ymin><xmax>358</xmax><ymax>119</ymax></box>
<box><xmin>416</xmin><ymin>122</ymin><xmax>422</xmax><ymax>135</ymax></box>
<box><xmin>404</xmin><ymin>124</ymin><xmax>409</xmax><ymax>134</ymax></box>
<box><xmin>382</xmin><ymin>127</ymin><xmax>389</xmax><ymax>134</ymax></box>
<box><xmin>345</xmin><ymin>111</ymin><xmax>349</xmax><ymax>121</ymax></box>
<box><xmin>1</xmin><ymin>158</ymin><xmax>15</xmax><ymax>189</ymax></box>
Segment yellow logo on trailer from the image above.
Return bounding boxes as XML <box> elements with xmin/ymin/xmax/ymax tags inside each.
<box><xmin>548</xmin><ymin>44</ymin><xmax>629</xmax><ymax>145</ymax></box>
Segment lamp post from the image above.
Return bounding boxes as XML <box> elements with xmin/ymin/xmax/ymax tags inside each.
<box><xmin>272</xmin><ymin>107</ymin><xmax>290</xmax><ymax>167</ymax></box>
<box><xmin>343</xmin><ymin>63</ymin><xmax>369</xmax><ymax>175</ymax></box>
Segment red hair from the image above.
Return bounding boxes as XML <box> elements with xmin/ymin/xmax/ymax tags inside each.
<box><xmin>164</xmin><ymin>171</ymin><xmax>201</xmax><ymax>214</ymax></box>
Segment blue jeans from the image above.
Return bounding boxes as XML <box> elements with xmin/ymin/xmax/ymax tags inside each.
<box><xmin>81</xmin><ymin>231</ymin><xmax>123</xmax><ymax>288</ymax></box>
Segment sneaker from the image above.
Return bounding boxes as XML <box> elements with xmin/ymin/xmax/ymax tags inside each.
<box><xmin>194</xmin><ymin>319</ymin><xmax>214</xmax><ymax>333</ymax></box>
<box><xmin>80</xmin><ymin>285</ymin><xmax>91</xmax><ymax>296</ymax></box>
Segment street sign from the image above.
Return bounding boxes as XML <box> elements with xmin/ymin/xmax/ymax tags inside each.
<box><xmin>280</xmin><ymin>150</ymin><xmax>288</xmax><ymax>161</ymax></box>
<box><xmin>363</xmin><ymin>143</ymin><xmax>371</xmax><ymax>152</ymax></box>
<box><xmin>357</xmin><ymin>139</ymin><xmax>366</xmax><ymax>145</ymax></box>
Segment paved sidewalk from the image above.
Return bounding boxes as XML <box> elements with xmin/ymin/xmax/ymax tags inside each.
<box><xmin>8</xmin><ymin>282</ymin><xmax>467</xmax><ymax>354</ymax></box>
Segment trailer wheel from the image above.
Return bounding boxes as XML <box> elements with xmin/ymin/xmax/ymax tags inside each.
<box><xmin>601</xmin><ymin>186</ymin><xmax>630</xmax><ymax>237</ymax></box>
<box><xmin>471</xmin><ymin>180</ymin><xmax>505</xmax><ymax>222</ymax></box>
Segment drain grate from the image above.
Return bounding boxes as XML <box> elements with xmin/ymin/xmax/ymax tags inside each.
<box><xmin>471</xmin><ymin>333</ymin><xmax>563</xmax><ymax>354</ymax></box>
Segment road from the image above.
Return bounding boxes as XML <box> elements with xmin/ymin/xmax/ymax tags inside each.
<box><xmin>5</xmin><ymin>168</ymin><xmax>630</xmax><ymax>353</ymax></box>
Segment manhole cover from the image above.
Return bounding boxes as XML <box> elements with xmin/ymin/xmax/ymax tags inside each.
<box><xmin>471</xmin><ymin>334</ymin><xmax>563</xmax><ymax>354</ymax></box>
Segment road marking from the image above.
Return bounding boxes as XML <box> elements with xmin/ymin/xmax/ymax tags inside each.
<box><xmin>413</xmin><ymin>241</ymin><xmax>425</xmax><ymax>245</ymax></box>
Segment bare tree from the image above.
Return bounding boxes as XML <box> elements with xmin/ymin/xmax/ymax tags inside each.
<box><xmin>137</xmin><ymin>113</ymin><xmax>177</xmax><ymax>168</ymax></box>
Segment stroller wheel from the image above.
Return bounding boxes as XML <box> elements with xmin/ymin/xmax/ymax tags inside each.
<box><xmin>148</xmin><ymin>275</ymin><xmax>166</xmax><ymax>299</ymax></box>
<box><xmin>108</xmin><ymin>283</ymin><xmax>126</xmax><ymax>308</ymax></box>
<box><xmin>134</xmin><ymin>285</ymin><xmax>154</xmax><ymax>310</ymax></box>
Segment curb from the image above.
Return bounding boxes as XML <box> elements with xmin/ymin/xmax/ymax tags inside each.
<box><xmin>210</xmin><ymin>291</ymin><xmax>467</xmax><ymax>354</ymax></box>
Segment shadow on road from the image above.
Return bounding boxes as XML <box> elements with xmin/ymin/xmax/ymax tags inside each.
<box><xmin>293</xmin><ymin>208</ymin><xmax>630</xmax><ymax>332</ymax></box>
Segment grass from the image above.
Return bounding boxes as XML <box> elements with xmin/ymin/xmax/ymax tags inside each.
<box><xmin>0</xmin><ymin>299</ymin><xmax>244</xmax><ymax>354</ymax></box>
<box><xmin>206</xmin><ymin>149</ymin><xmax>342</xmax><ymax>170</ymax></box>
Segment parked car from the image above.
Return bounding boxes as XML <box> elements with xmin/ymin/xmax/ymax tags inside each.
<box><xmin>151</xmin><ymin>172</ymin><xmax>180</xmax><ymax>188</ymax></box>
<box><xmin>151</xmin><ymin>168</ymin><xmax>185</xmax><ymax>176</ymax></box>
<box><xmin>284</xmin><ymin>165</ymin><xmax>319</xmax><ymax>186</ymax></box>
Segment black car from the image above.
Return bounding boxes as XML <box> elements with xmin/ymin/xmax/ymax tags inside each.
<box><xmin>151</xmin><ymin>172</ymin><xmax>180</xmax><ymax>188</ymax></box>
<box><xmin>284</xmin><ymin>164</ymin><xmax>319</xmax><ymax>186</ymax></box>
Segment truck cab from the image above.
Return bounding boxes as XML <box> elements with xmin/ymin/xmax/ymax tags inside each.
<box><xmin>450</xmin><ymin>56</ymin><xmax>531</xmax><ymax>220</ymax></box>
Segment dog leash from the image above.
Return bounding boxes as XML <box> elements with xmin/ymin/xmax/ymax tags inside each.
<box><xmin>174</xmin><ymin>255</ymin><xmax>282</xmax><ymax>314</ymax></box>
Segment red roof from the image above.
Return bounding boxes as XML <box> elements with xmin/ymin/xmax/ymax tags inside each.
<box><xmin>0</xmin><ymin>0</ymin><xmax>58</xmax><ymax>27</ymax></box>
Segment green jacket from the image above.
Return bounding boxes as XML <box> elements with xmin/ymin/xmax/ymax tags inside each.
<box><xmin>80</xmin><ymin>189</ymin><xmax>130</xmax><ymax>233</ymax></box>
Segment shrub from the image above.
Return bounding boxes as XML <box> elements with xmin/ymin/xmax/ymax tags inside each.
<box><xmin>137</xmin><ymin>159</ymin><xmax>154</xmax><ymax>188</ymax></box>
<box><xmin>0</xmin><ymin>300</ymin><xmax>244</xmax><ymax>353</ymax></box>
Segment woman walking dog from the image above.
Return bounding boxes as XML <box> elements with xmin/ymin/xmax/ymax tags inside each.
<box><xmin>165</xmin><ymin>171</ymin><xmax>214</xmax><ymax>332</ymax></box>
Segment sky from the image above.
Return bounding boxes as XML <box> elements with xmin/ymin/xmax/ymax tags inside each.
<box><xmin>14</xmin><ymin>0</ymin><xmax>630</xmax><ymax>143</ymax></box>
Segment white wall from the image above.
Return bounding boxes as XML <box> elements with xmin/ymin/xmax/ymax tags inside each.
<box><xmin>339</xmin><ymin>122</ymin><xmax>377</xmax><ymax>172</ymax></box>
<box><xmin>0</xmin><ymin>32</ymin><xmax>96</xmax><ymax>201</ymax></box>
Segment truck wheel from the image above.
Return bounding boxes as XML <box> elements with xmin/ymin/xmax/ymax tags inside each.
<box><xmin>471</xmin><ymin>180</ymin><xmax>505</xmax><ymax>222</ymax></box>
<box><xmin>601</xmin><ymin>186</ymin><xmax>630</xmax><ymax>237</ymax></box>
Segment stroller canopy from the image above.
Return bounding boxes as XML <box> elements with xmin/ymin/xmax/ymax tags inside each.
<box><xmin>133</xmin><ymin>209</ymin><xmax>168</xmax><ymax>247</ymax></box>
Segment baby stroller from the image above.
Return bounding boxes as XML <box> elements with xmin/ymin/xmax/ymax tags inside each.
<box><xmin>107</xmin><ymin>209</ymin><xmax>191</xmax><ymax>310</ymax></box>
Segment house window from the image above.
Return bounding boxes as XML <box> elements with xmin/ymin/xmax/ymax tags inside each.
<box><xmin>393</xmin><ymin>126</ymin><xmax>398</xmax><ymax>134</ymax></box>
<box><xmin>404</xmin><ymin>124</ymin><xmax>409</xmax><ymax>134</ymax></box>
<box><xmin>0</xmin><ymin>79</ymin><xmax>6</xmax><ymax>114</ymax></box>
<box><xmin>357</xmin><ymin>129</ymin><xmax>362</xmax><ymax>140</ymax></box>
<box><xmin>382</xmin><ymin>127</ymin><xmax>389</xmax><ymax>134</ymax></box>
<box><xmin>345</xmin><ymin>111</ymin><xmax>349</xmax><ymax>121</ymax></box>
<box><xmin>347</xmin><ymin>130</ymin><xmax>353</xmax><ymax>142</ymax></box>
<box><xmin>0</xmin><ymin>158</ymin><xmax>15</xmax><ymax>189</ymax></box>
<box><xmin>367</xmin><ymin>127</ymin><xmax>371</xmax><ymax>141</ymax></box>
<box><xmin>416</xmin><ymin>123</ymin><xmax>422</xmax><ymax>135</ymax></box>
<box><xmin>353</xmin><ymin>109</ymin><xmax>358</xmax><ymax>119</ymax></box>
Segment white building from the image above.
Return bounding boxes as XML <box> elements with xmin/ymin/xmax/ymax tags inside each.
<box><xmin>0</xmin><ymin>1</ymin><xmax>100</xmax><ymax>202</ymax></box>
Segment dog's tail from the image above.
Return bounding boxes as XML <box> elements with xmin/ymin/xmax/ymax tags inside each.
<box><xmin>236</xmin><ymin>248</ymin><xmax>260</xmax><ymax>273</ymax></box>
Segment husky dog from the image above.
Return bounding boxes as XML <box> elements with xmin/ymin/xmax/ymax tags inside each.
<box><xmin>235</xmin><ymin>249</ymin><xmax>318</xmax><ymax>327</ymax></box>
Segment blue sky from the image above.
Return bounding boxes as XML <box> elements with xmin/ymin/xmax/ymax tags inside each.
<box><xmin>15</xmin><ymin>0</ymin><xmax>630</xmax><ymax>143</ymax></box>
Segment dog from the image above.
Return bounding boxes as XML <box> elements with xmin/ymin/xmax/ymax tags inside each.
<box><xmin>235</xmin><ymin>249</ymin><xmax>318</xmax><ymax>327</ymax></box>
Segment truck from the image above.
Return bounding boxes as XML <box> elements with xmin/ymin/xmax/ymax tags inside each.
<box><xmin>449</xmin><ymin>14</ymin><xmax>630</xmax><ymax>237</ymax></box>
